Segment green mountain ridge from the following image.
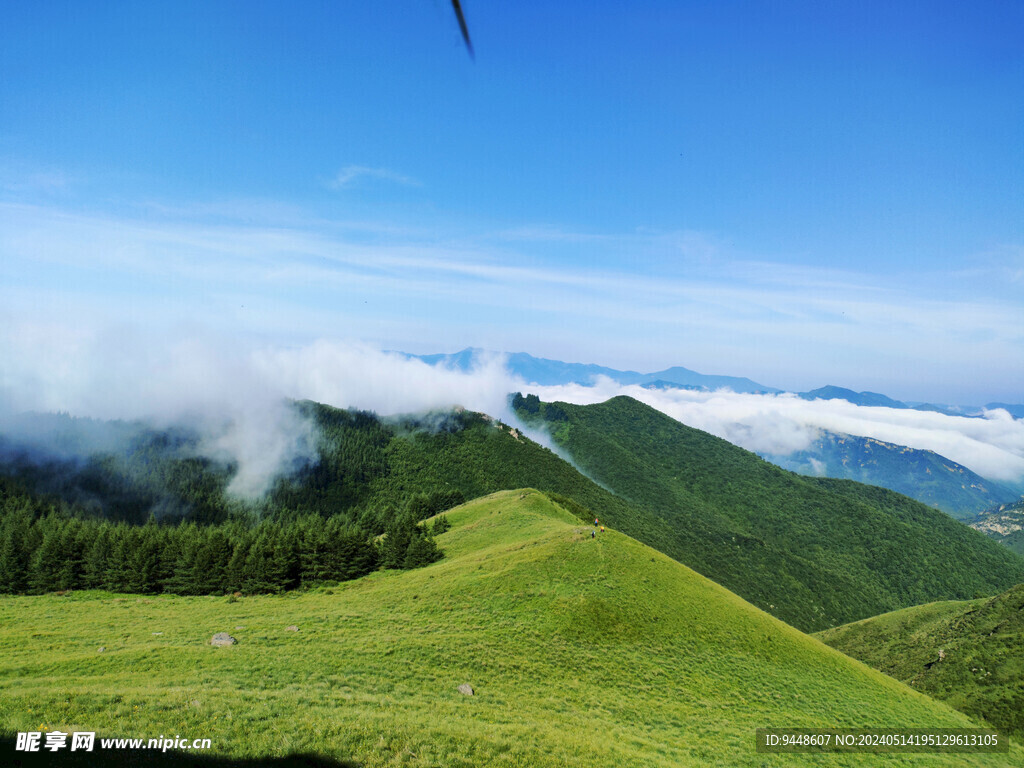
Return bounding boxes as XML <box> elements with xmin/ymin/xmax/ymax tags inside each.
<box><xmin>4</xmin><ymin>399</ymin><xmax>1024</xmax><ymax>637</ymax></box>
<box><xmin>1</xmin><ymin>490</ymin><xmax>1017</xmax><ymax>767</ymax></box>
<box><xmin>816</xmin><ymin>583</ymin><xmax>1024</xmax><ymax>743</ymax></box>
<box><xmin>511</xmin><ymin>394</ymin><xmax>1024</xmax><ymax>632</ymax></box>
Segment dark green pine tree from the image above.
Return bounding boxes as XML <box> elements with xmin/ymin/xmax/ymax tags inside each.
<box><xmin>29</xmin><ymin>519</ymin><xmax>67</xmax><ymax>593</ymax></box>
<box><xmin>157</xmin><ymin>527</ymin><xmax>183</xmax><ymax>592</ymax></box>
<box><xmin>191</xmin><ymin>528</ymin><xmax>231</xmax><ymax>594</ymax></box>
<box><xmin>380</xmin><ymin>518</ymin><xmax>413</xmax><ymax>570</ymax></box>
<box><xmin>0</xmin><ymin>529</ymin><xmax>28</xmax><ymax>594</ymax></box>
<box><xmin>127</xmin><ymin>526</ymin><xmax>162</xmax><ymax>594</ymax></box>
<box><xmin>241</xmin><ymin>530</ymin><xmax>278</xmax><ymax>593</ymax></box>
<box><xmin>225</xmin><ymin>535</ymin><xmax>250</xmax><ymax>593</ymax></box>
<box><xmin>104</xmin><ymin>527</ymin><xmax>134</xmax><ymax>592</ymax></box>
<box><xmin>270</xmin><ymin>526</ymin><xmax>301</xmax><ymax>592</ymax></box>
<box><xmin>0</xmin><ymin>513</ymin><xmax>32</xmax><ymax>594</ymax></box>
<box><xmin>327</xmin><ymin>523</ymin><xmax>377</xmax><ymax>581</ymax></box>
<box><xmin>404</xmin><ymin>493</ymin><xmax>433</xmax><ymax>522</ymax></box>
<box><xmin>83</xmin><ymin>525</ymin><xmax>112</xmax><ymax>589</ymax></box>
<box><xmin>403</xmin><ymin>531</ymin><xmax>442</xmax><ymax>569</ymax></box>
<box><xmin>350</xmin><ymin>533</ymin><xmax>378</xmax><ymax>578</ymax></box>
<box><xmin>165</xmin><ymin>524</ymin><xmax>201</xmax><ymax>594</ymax></box>
<box><xmin>298</xmin><ymin>517</ymin><xmax>331</xmax><ymax>585</ymax></box>
<box><xmin>55</xmin><ymin>518</ymin><xmax>86</xmax><ymax>591</ymax></box>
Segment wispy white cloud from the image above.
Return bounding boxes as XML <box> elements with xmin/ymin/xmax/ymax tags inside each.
<box><xmin>327</xmin><ymin>165</ymin><xmax>421</xmax><ymax>189</ymax></box>
<box><xmin>1</xmin><ymin>198</ymin><xmax>1022</xmax><ymax>402</ymax></box>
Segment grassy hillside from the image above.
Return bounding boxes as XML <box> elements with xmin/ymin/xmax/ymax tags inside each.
<box><xmin>0</xmin><ymin>406</ymin><xmax>654</xmax><ymax>601</ymax></box>
<box><xmin>512</xmin><ymin>395</ymin><xmax>1024</xmax><ymax>632</ymax></box>
<box><xmin>817</xmin><ymin>584</ymin><xmax>1024</xmax><ymax>742</ymax></box>
<box><xmin>1</xmin><ymin>491</ymin><xmax>1015</xmax><ymax>767</ymax></box>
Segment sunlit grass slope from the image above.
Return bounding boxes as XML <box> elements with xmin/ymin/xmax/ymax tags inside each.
<box><xmin>514</xmin><ymin>395</ymin><xmax>1024</xmax><ymax>631</ymax></box>
<box><xmin>1</xmin><ymin>491</ymin><xmax>1016</xmax><ymax>767</ymax></box>
<box><xmin>817</xmin><ymin>583</ymin><xmax>1024</xmax><ymax>742</ymax></box>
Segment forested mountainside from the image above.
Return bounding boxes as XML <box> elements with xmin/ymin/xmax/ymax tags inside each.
<box><xmin>511</xmin><ymin>394</ymin><xmax>1024</xmax><ymax>631</ymax></box>
<box><xmin>4</xmin><ymin>399</ymin><xmax>1024</xmax><ymax>632</ymax></box>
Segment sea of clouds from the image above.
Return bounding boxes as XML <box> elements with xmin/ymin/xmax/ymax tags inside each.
<box><xmin>2</xmin><ymin>323</ymin><xmax>1022</xmax><ymax>497</ymax></box>
<box><xmin>523</xmin><ymin>379</ymin><xmax>1024</xmax><ymax>485</ymax></box>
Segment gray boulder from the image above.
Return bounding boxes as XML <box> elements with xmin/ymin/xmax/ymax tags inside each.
<box><xmin>457</xmin><ymin>683</ymin><xmax>474</xmax><ymax>696</ymax></box>
<box><xmin>210</xmin><ymin>632</ymin><xmax>237</xmax><ymax>647</ymax></box>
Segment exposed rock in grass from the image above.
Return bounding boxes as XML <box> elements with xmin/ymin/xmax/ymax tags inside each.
<box><xmin>457</xmin><ymin>683</ymin><xmax>474</xmax><ymax>696</ymax></box>
<box><xmin>286</xmin><ymin>625</ymin><xmax>299</xmax><ymax>631</ymax></box>
<box><xmin>210</xmin><ymin>632</ymin><xmax>237</xmax><ymax>647</ymax></box>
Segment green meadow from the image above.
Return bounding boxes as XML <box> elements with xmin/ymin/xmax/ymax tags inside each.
<box><xmin>818</xmin><ymin>584</ymin><xmax>1024</xmax><ymax>743</ymax></box>
<box><xmin>2</xmin><ymin>491</ymin><xmax>1016</xmax><ymax>766</ymax></box>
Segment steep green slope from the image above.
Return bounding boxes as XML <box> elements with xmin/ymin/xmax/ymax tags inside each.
<box><xmin>0</xmin><ymin>406</ymin><xmax>641</xmax><ymax>533</ymax></box>
<box><xmin>513</xmin><ymin>395</ymin><xmax>1024</xmax><ymax>632</ymax></box>
<box><xmin>817</xmin><ymin>584</ymin><xmax>1024</xmax><ymax>742</ymax></box>
<box><xmin>765</xmin><ymin>431</ymin><xmax>1018</xmax><ymax>519</ymax></box>
<box><xmin>273</xmin><ymin>402</ymin><xmax>657</xmax><ymax>539</ymax></box>
<box><xmin>0</xmin><ymin>491</ymin><xmax>1015</xmax><ymax>767</ymax></box>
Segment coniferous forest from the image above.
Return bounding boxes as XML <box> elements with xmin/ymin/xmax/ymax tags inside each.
<box><xmin>0</xmin><ymin>477</ymin><xmax>447</xmax><ymax>596</ymax></box>
<box><xmin>0</xmin><ymin>402</ymin><xmax>475</xmax><ymax>595</ymax></box>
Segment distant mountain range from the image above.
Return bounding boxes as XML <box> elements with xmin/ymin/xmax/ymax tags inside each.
<box><xmin>986</xmin><ymin>402</ymin><xmax>1024</xmax><ymax>419</ymax></box>
<box><xmin>407</xmin><ymin>348</ymin><xmax>1023</xmax><ymax>418</ymax></box>
<box><xmin>797</xmin><ymin>385</ymin><xmax>911</xmax><ymax>409</ymax></box>
<box><xmin>764</xmin><ymin>432</ymin><xmax>1021</xmax><ymax>520</ymax></box>
<box><xmin>405</xmin><ymin>348</ymin><xmax>781</xmax><ymax>394</ymax></box>
<box><xmin>797</xmin><ymin>385</ymin><xmax>1024</xmax><ymax>419</ymax></box>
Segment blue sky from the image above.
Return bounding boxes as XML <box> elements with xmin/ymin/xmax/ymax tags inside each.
<box><xmin>2</xmin><ymin>1</ymin><xmax>1023</xmax><ymax>403</ymax></box>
